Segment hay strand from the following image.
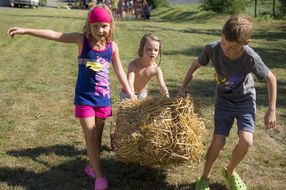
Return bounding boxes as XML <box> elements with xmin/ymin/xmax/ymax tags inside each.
<box><xmin>112</xmin><ymin>96</ymin><xmax>206</xmax><ymax>167</ymax></box>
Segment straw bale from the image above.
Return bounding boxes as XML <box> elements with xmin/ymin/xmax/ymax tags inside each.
<box><xmin>112</xmin><ymin>96</ymin><xmax>206</xmax><ymax>167</ymax></box>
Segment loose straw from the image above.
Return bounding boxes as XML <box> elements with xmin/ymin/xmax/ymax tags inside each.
<box><xmin>112</xmin><ymin>96</ymin><xmax>206</xmax><ymax>167</ymax></box>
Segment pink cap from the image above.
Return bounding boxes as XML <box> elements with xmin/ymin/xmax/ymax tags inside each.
<box><xmin>88</xmin><ymin>7</ymin><xmax>112</xmax><ymax>24</ymax></box>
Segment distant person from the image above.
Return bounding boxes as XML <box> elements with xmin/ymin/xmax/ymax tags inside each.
<box><xmin>123</xmin><ymin>0</ymin><xmax>132</xmax><ymax>19</ymax></box>
<box><xmin>177</xmin><ymin>14</ymin><xmax>277</xmax><ymax>190</ymax></box>
<box><xmin>80</xmin><ymin>0</ymin><xmax>89</xmax><ymax>9</ymax></box>
<box><xmin>104</xmin><ymin>0</ymin><xmax>111</xmax><ymax>7</ymax></box>
<box><xmin>142</xmin><ymin>0</ymin><xmax>151</xmax><ymax>19</ymax></box>
<box><xmin>111</xmin><ymin>0</ymin><xmax>119</xmax><ymax>20</ymax></box>
<box><xmin>117</xmin><ymin>0</ymin><xmax>124</xmax><ymax>20</ymax></box>
<box><xmin>7</xmin><ymin>5</ymin><xmax>135</xmax><ymax>190</ymax></box>
<box><xmin>124</xmin><ymin>0</ymin><xmax>129</xmax><ymax>13</ymax></box>
<box><xmin>120</xmin><ymin>33</ymin><xmax>169</xmax><ymax>100</ymax></box>
<box><xmin>127</xmin><ymin>0</ymin><xmax>134</xmax><ymax>16</ymax></box>
<box><xmin>133</xmin><ymin>0</ymin><xmax>142</xmax><ymax>19</ymax></box>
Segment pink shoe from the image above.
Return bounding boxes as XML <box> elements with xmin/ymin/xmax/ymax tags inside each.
<box><xmin>95</xmin><ymin>177</ymin><xmax>108</xmax><ymax>190</ymax></box>
<box><xmin>85</xmin><ymin>165</ymin><xmax>96</xmax><ymax>178</ymax></box>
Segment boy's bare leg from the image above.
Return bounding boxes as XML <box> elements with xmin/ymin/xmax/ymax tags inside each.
<box><xmin>201</xmin><ymin>135</ymin><xmax>226</xmax><ymax>179</ymax></box>
<box><xmin>226</xmin><ymin>131</ymin><xmax>253</xmax><ymax>175</ymax></box>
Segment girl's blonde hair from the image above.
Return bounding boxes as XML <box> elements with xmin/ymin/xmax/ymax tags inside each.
<box><xmin>222</xmin><ymin>14</ymin><xmax>253</xmax><ymax>43</ymax></box>
<box><xmin>138</xmin><ymin>33</ymin><xmax>162</xmax><ymax>66</ymax></box>
<box><xmin>83</xmin><ymin>4</ymin><xmax>115</xmax><ymax>42</ymax></box>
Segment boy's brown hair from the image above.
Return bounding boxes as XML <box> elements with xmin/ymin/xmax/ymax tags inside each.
<box><xmin>222</xmin><ymin>14</ymin><xmax>253</xmax><ymax>43</ymax></box>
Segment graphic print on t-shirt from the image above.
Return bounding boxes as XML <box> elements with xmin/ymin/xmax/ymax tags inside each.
<box><xmin>214</xmin><ymin>71</ymin><xmax>245</xmax><ymax>93</ymax></box>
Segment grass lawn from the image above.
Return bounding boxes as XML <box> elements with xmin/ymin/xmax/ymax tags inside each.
<box><xmin>0</xmin><ymin>5</ymin><xmax>285</xmax><ymax>190</ymax></box>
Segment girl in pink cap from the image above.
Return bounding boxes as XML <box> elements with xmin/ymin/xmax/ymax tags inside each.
<box><xmin>7</xmin><ymin>4</ymin><xmax>135</xmax><ymax>190</ymax></box>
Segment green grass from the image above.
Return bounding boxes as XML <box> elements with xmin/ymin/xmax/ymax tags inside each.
<box><xmin>0</xmin><ymin>5</ymin><xmax>286</xmax><ymax>190</ymax></box>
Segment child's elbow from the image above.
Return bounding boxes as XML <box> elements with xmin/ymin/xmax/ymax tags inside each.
<box><xmin>266</xmin><ymin>71</ymin><xmax>277</xmax><ymax>82</ymax></box>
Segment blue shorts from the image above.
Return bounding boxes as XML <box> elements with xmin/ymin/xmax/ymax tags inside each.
<box><xmin>120</xmin><ymin>91</ymin><xmax>147</xmax><ymax>101</ymax></box>
<box><xmin>214</xmin><ymin>105</ymin><xmax>255</xmax><ymax>136</ymax></box>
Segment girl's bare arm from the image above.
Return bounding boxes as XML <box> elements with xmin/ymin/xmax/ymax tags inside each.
<box><xmin>156</xmin><ymin>67</ymin><xmax>169</xmax><ymax>97</ymax></box>
<box><xmin>127</xmin><ymin>61</ymin><xmax>136</xmax><ymax>94</ymax></box>
<box><xmin>7</xmin><ymin>27</ymin><xmax>82</xmax><ymax>45</ymax></box>
<box><xmin>111</xmin><ymin>42</ymin><xmax>135</xmax><ymax>98</ymax></box>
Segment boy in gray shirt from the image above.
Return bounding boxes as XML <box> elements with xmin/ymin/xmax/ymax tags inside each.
<box><xmin>177</xmin><ymin>14</ymin><xmax>277</xmax><ymax>190</ymax></box>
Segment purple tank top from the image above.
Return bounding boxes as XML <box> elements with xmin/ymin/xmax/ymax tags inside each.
<box><xmin>74</xmin><ymin>38</ymin><xmax>113</xmax><ymax>107</ymax></box>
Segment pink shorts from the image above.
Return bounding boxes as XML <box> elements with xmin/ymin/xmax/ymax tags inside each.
<box><xmin>75</xmin><ymin>105</ymin><xmax>112</xmax><ymax>118</ymax></box>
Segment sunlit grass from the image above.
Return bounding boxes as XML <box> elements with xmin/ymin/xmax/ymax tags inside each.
<box><xmin>0</xmin><ymin>5</ymin><xmax>285</xmax><ymax>190</ymax></box>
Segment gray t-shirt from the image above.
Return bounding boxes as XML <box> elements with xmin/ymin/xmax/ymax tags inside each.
<box><xmin>198</xmin><ymin>40</ymin><xmax>269</xmax><ymax>109</ymax></box>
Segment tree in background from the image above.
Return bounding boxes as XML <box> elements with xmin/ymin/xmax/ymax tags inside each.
<box><xmin>39</xmin><ymin>0</ymin><xmax>47</xmax><ymax>6</ymax></box>
<box><xmin>200</xmin><ymin>0</ymin><xmax>246</xmax><ymax>14</ymax></box>
<box><xmin>273</xmin><ymin>0</ymin><xmax>276</xmax><ymax>16</ymax></box>
<box><xmin>201</xmin><ymin>0</ymin><xmax>285</xmax><ymax>18</ymax></box>
<box><xmin>254</xmin><ymin>0</ymin><xmax>276</xmax><ymax>17</ymax></box>
<box><xmin>255</xmin><ymin>0</ymin><xmax>257</xmax><ymax>17</ymax></box>
<box><xmin>148</xmin><ymin>0</ymin><xmax>169</xmax><ymax>9</ymax></box>
<box><xmin>279</xmin><ymin>0</ymin><xmax>286</xmax><ymax>15</ymax></box>
<box><xmin>253</xmin><ymin>0</ymin><xmax>285</xmax><ymax>18</ymax></box>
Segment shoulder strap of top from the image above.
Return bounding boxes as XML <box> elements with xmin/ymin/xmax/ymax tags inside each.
<box><xmin>78</xmin><ymin>37</ymin><xmax>90</xmax><ymax>57</ymax></box>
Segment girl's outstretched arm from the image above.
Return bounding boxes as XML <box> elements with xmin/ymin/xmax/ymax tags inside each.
<box><xmin>156</xmin><ymin>67</ymin><xmax>169</xmax><ymax>97</ymax></box>
<box><xmin>7</xmin><ymin>27</ymin><xmax>82</xmax><ymax>45</ymax></box>
<box><xmin>111</xmin><ymin>42</ymin><xmax>135</xmax><ymax>99</ymax></box>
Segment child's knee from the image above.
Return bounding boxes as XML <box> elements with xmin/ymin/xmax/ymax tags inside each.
<box><xmin>239</xmin><ymin>138</ymin><xmax>253</xmax><ymax>148</ymax></box>
<box><xmin>239</xmin><ymin>131</ymin><xmax>253</xmax><ymax>147</ymax></box>
<box><xmin>211</xmin><ymin>135</ymin><xmax>226</xmax><ymax>149</ymax></box>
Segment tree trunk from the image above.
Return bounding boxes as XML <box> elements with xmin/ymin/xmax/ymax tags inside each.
<box><xmin>254</xmin><ymin>0</ymin><xmax>257</xmax><ymax>17</ymax></box>
<box><xmin>272</xmin><ymin>0</ymin><xmax>276</xmax><ymax>17</ymax></box>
